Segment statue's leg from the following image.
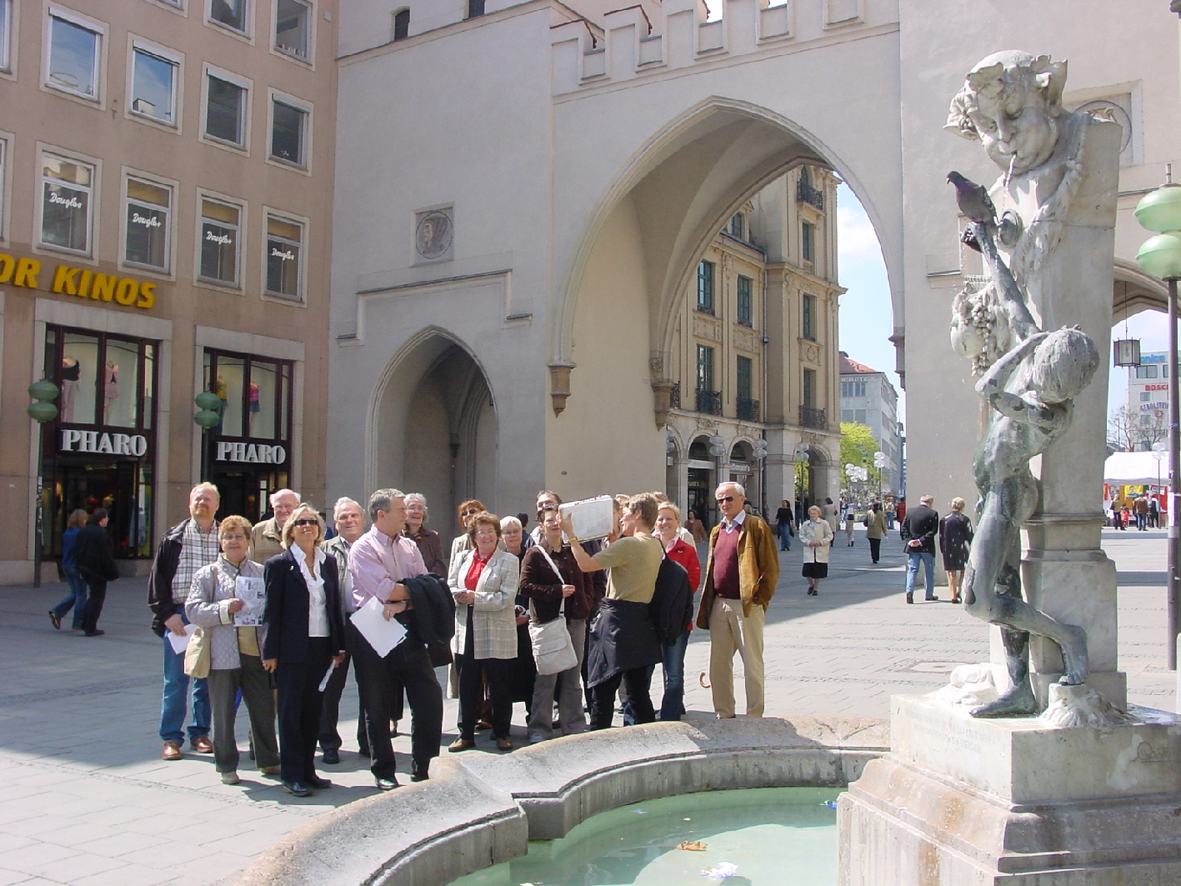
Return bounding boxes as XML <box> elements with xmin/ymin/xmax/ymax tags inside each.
<box><xmin>990</xmin><ymin>594</ymin><xmax>1089</xmax><ymax>685</ymax></box>
<box><xmin>971</xmin><ymin>625</ymin><xmax>1037</xmax><ymax>717</ymax></box>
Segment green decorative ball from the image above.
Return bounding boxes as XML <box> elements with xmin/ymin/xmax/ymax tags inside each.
<box><xmin>27</xmin><ymin>401</ymin><xmax>59</xmax><ymax>423</ymax></box>
<box><xmin>28</xmin><ymin>379</ymin><xmax>60</xmax><ymax>402</ymax></box>
<box><xmin>193</xmin><ymin>410</ymin><xmax>221</xmax><ymax>428</ymax></box>
<box><xmin>194</xmin><ymin>390</ymin><xmax>222</xmax><ymax>411</ymax></box>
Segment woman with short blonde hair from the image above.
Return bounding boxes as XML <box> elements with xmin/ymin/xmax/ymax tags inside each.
<box><xmin>939</xmin><ymin>497</ymin><xmax>974</xmax><ymax>605</ymax></box>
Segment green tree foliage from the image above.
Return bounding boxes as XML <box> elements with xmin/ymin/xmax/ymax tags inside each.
<box><xmin>840</xmin><ymin>422</ymin><xmax>878</xmax><ymax>469</ymax></box>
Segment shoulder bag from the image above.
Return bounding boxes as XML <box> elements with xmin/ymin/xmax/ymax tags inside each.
<box><xmin>184</xmin><ymin>626</ymin><xmax>210</xmax><ymax>678</ymax></box>
<box><xmin>528</xmin><ymin>546</ymin><xmax>578</xmax><ymax>676</ymax></box>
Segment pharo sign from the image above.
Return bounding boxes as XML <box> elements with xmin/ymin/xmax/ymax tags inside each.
<box><xmin>61</xmin><ymin>430</ymin><xmax>149</xmax><ymax>456</ymax></box>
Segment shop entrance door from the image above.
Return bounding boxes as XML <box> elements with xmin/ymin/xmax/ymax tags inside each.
<box><xmin>688</xmin><ymin>468</ymin><xmax>713</xmax><ymax>531</ymax></box>
<box><xmin>54</xmin><ymin>460</ymin><xmax>119</xmax><ymax>557</ymax></box>
<box><xmin>210</xmin><ymin>467</ymin><xmax>286</xmax><ymax>524</ymax></box>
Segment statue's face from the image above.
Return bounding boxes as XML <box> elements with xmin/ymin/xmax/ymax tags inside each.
<box><xmin>969</xmin><ymin>80</ymin><xmax>1058</xmax><ymax>175</ymax></box>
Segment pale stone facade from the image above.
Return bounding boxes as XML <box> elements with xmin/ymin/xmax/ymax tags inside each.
<box><xmin>0</xmin><ymin>0</ymin><xmax>337</xmax><ymax>581</ymax></box>
<box><xmin>663</xmin><ymin>166</ymin><xmax>842</xmax><ymax>525</ymax></box>
<box><xmin>838</xmin><ymin>353</ymin><xmax>901</xmax><ymax>497</ymax></box>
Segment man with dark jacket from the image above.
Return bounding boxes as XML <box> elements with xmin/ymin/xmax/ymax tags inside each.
<box><xmin>900</xmin><ymin>494</ymin><xmax>940</xmax><ymax>604</ymax></box>
<box><xmin>148</xmin><ymin>483</ymin><xmax>220</xmax><ymax>761</ymax></box>
<box><xmin>74</xmin><ymin>509</ymin><xmax>119</xmax><ymax>637</ymax></box>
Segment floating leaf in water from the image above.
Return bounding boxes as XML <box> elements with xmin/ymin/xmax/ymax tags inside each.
<box><xmin>677</xmin><ymin>841</ymin><xmax>707</xmax><ymax>851</ymax></box>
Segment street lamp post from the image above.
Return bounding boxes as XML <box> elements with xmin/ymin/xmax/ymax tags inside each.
<box><xmin>27</xmin><ymin>380</ymin><xmax>59</xmax><ymax>589</ymax></box>
<box><xmin>873</xmin><ymin>450</ymin><xmax>887</xmax><ymax>501</ymax></box>
<box><xmin>1134</xmin><ymin>175</ymin><xmax>1181</xmax><ymax>668</ymax></box>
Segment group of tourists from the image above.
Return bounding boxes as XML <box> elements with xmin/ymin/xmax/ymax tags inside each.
<box><xmin>48</xmin><ymin>479</ymin><xmax>784</xmax><ymax>796</ymax></box>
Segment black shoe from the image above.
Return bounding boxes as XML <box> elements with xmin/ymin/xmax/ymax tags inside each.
<box><xmin>321</xmin><ymin>748</ymin><xmax>340</xmax><ymax>765</ymax></box>
<box><xmin>375</xmin><ymin>777</ymin><xmax>399</xmax><ymax>791</ymax></box>
<box><xmin>358</xmin><ymin>747</ymin><xmax>371</xmax><ymax>759</ymax></box>
<box><xmin>84</xmin><ymin>629</ymin><xmax>105</xmax><ymax>637</ymax></box>
<box><xmin>925</xmin><ymin>595</ymin><xmax>939</xmax><ymax>602</ymax></box>
<box><xmin>282</xmin><ymin>781</ymin><xmax>312</xmax><ymax>797</ymax></box>
<box><xmin>306</xmin><ymin>775</ymin><xmax>332</xmax><ymax>789</ymax></box>
<box><xmin>49</xmin><ymin>611</ymin><xmax>62</xmax><ymax>631</ymax></box>
<box><xmin>411</xmin><ymin>771</ymin><xmax>429</xmax><ymax>783</ymax></box>
<box><xmin>905</xmin><ymin>593</ymin><xmax>913</xmax><ymax>604</ymax></box>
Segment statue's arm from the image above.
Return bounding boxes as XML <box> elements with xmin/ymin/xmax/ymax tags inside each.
<box><xmin>975</xmin><ymin>332</ymin><xmax>1046</xmax><ymax>396</ymax></box>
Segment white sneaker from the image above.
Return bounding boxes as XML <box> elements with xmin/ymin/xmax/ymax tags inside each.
<box><xmin>220</xmin><ymin>771</ymin><xmax>240</xmax><ymax>785</ymax></box>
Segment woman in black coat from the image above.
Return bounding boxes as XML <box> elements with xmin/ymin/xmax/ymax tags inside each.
<box><xmin>262</xmin><ymin>504</ymin><xmax>346</xmax><ymax>797</ymax></box>
<box><xmin>939</xmin><ymin>497</ymin><xmax>974</xmax><ymax>605</ymax></box>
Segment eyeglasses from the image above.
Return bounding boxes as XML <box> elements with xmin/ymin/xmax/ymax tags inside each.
<box><xmin>293</xmin><ymin>518</ymin><xmax>319</xmax><ymax>527</ymax></box>
<box><xmin>716</xmin><ymin>496</ymin><xmax>736</xmax><ymax>504</ymax></box>
<box><xmin>463</xmin><ymin>508</ymin><xmax>480</xmax><ymax>516</ymax></box>
<box><xmin>474</xmin><ymin>529</ymin><xmax>498</xmax><ymax>537</ymax></box>
<box><xmin>538</xmin><ymin>503</ymin><xmax>557</xmax><ymax>512</ymax></box>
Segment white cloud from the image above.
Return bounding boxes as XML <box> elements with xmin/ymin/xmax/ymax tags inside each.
<box><xmin>837</xmin><ymin>200</ymin><xmax>885</xmax><ymax>266</ymax></box>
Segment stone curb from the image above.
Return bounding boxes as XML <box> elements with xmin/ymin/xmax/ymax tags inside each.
<box><xmin>234</xmin><ymin>716</ymin><xmax>888</xmax><ymax>886</ymax></box>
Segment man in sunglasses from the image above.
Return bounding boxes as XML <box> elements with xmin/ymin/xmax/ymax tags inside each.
<box><xmin>695</xmin><ymin>482</ymin><xmax>779</xmax><ymax>719</ymax></box>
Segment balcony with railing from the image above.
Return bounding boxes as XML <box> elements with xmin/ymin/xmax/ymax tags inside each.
<box><xmin>696</xmin><ymin>389</ymin><xmax>723</xmax><ymax>415</ymax></box>
<box><xmin>797</xmin><ymin>180</ymin><xmax>824</xmax><ymax>210</ymax></box>
<box><xmin>736</xmin><ymin>397</ymin><xmax>760</xmax><ymax>422</ymax></box>
<box><xmin>798</xmin><ymin>405</ymin><xmax>827</xmax><ymax>430</ymax></box>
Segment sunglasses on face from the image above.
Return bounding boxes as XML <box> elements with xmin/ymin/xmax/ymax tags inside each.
<box><xmin>716</xmin><ymin>496</ymin><xmax>736</xmax><ymax>504</ymax></box>
<box><xmin>293</xmin><ymin>518</ymin><xmax>319</xmax><ymax>527</ymax></box>
<box><xmin>463</xmin><ymin>508</ymin><xmax>480</xmax><ymax>516</ymax></box>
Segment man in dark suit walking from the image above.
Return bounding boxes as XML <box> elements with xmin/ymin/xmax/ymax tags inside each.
<box><xmin>900</xmin><ymin>494</ymin><xmax>939</xmax><ymax>604</ymax></box>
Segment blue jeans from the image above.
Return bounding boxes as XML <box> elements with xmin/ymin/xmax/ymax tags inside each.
<box><xmin>160</xmin><ymin>613</ymin><xmax>211</xmax><ymax>743</ymax></box>
<box><xmin>778</xmin><ymin>524</ymin><xmax>792</xmax><ymax>551</ymax></box>
<box><xmin>659</xmin><ymin>630</ymin><xmax>691</xmax><ymax>721</ymax></box>
<box><xmin>52</xmin><ymin>566</ymin><xmax>88</xmax><ymax>630</ymax></box>
<box><xmin>906</xmin><ymin>551</ymin><xmax>936</xmax><ymax>598</ymax></box>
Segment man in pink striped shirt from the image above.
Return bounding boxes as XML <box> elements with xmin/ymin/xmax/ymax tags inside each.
<box><xmin>348</xmin><ymin>488</ymin><xmax>441</xmax><ymax>790</ymax></box>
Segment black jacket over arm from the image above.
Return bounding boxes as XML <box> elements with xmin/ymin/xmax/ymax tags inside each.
<box><xmin>262</xmin><ymin>547</ymin><xmax>346</xmax><ymax>663</ymax></box>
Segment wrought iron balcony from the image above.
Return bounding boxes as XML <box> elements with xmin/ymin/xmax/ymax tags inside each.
<box><xmin>797</xmin><ymin>180</ymin><xmax>824</xmax><ymax>210</ymax></box>
<box><xmin>798</xmin><ymin>405</ymin><xmax>827</xmax><ymax>430</ymax></box>
<box><xmin>696</xmin><ymin>389</ymin><xmax>723</xmax><ymax>415</ymax></box>
<box><xmin>736</xmin><ymin>397</ymin><xmax>760</xmax><ymax>422</ymax></box>
<box><xmin>669</xmin><ymin>381</ymin><xmax>681</xmax><ymax>409</ymax></box>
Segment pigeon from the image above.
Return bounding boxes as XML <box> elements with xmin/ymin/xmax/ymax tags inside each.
<box><xmin>947</xmin><ymin>171</ymin><xmax>996</xmax><ymax>225</ymax></box>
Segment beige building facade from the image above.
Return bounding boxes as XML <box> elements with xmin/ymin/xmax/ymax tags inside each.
<box><xmin>0</xmin><ymin>0</ymin><xmax>336</xmax><ymax>581</ymax></box>
<box><xmin>664</xmin><ymin>166</ymin><xmax>843</xmax><ymax>526</ymax></box>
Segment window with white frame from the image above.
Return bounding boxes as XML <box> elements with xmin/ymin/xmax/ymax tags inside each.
<box><xmin>131</xmin><ymin>45</ymin><xmax>178</xmax><ymax>125</ymax></box>
<box><xmin>1</xmin><ymin>0</ymin><xmax>12</xmax><ymax>72</ymax></box>
<box><xmin>205</xmin><ymin>72</ymin><xmax>246</xmax><ymax>147</ymax></box>
<box><xmin>275</xmin><ymin>0</ymin><xmax>309</xmax><ymax>60</ymax></box>
<box><xmin>46</xmin><ymin>10</ymin><xmax>102</xmax><ymax>99</ymax></box>
<box><xmin>270</xmin><ymin>98</ymin><xmax>307</xmax><ymax>167</ymax></box>
<box><xmin>40</xmin><ymin>153</ymin><xmax>95</xmax><ymax>254</ymax></box>
<box><xmin>210</xmin><ymin>0</ymin><xmax>247</xmax><ymax>34</ymax></box>
<box><xmin>125</xmin><ymin>177</ymin><xmax>171</xmax><ymax>272</ymax></box>
<box><xmin>265</xmin><ymin>214</ymin><xmax>302</xmax><ymax>300</ymax></box>
<box><xmin>199</xmin><ymin>197</ymin><xmax>241</xmax><ymax>285</ymax></box>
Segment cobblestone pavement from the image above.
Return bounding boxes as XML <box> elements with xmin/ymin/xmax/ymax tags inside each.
<box><xmin>0</xmin><ymin>527</ymin><xmax>1168</xmax><ymax>886</ymax></box>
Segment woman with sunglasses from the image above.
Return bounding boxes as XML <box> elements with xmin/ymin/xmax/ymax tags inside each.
<box><xmin>262</xmin><ymin>504</ymin><xmax>346</xmax><ymax>797</ymax></box>
<box><xmin>448</xmin><ymin>499</ymin><xmax>488</xmax><ymax>574</ymax></box>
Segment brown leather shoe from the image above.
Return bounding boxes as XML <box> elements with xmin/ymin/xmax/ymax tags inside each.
<box><xmin>162</xmin><ymin>741</ymin><xmax>182</xmax><ymax>761</ymax></box>
<box><xmin>191</xmin><ymin>736</ymin><xmax>213</xmax><ymax>753</ymax></box>
<box><xmin>496</xmin><ymin>737</ymin><xmax>514</xmax><ymax>752</ymax></box>
<box><xmin>448</xmin><ymin>737</ymin><xmax>475</xmax><ymax>753</ymax></box>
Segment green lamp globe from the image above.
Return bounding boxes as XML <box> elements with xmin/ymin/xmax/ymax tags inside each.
<box><xmin>1136</xmin><ymin>232</ymin><xmax>1181</xmax><ymax>281</ymax></box>
<box><xmin>27</xmin><ymin>401</ymin><xmax>59</xmax><ymax>423</ymax></box>
<box><xmin>193</xmin><ymin>409</ymin><xmax>221</xmax><ymax>429</ymax></box>
<box><xmin>194</xmin><ymin>390</ymin><xmax>221</xmax><ymax>411</ymax></box>
<box><xmin>1135</xmin><ymin>183</ymin><xmax>1181</xmax><ymax>234</ymax></box>
<box><xmin>28</xmin><ymin>379</ymin><xmax>59</xmax><ymax>402</ymax></box>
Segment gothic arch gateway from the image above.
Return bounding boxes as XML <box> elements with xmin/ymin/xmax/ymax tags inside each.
<box><xmin>329</xmin><ymin>0</ymin><xmax>1171</xmax><ymax>515</ymax></box>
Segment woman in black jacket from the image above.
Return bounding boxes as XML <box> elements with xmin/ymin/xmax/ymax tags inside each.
<box><xmin>262</xmin><ymin>504</ymin><xmax>345</xmax><ymax>797</ymax></box>
<box><xmin>939</xmin><ymin>497</ymin><xmax>974</xmax><ymax>605</ymax></box>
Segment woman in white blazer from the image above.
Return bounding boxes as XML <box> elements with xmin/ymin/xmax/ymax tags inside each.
<box><xmin>799</xmin><ymin>505</ymin><xmax>835</xmax><ymax>597</ymax></box>
<box><xmin>447</xmin><ymin>511</ymin><xmax>520</xmax><ymax>752</ymax></box>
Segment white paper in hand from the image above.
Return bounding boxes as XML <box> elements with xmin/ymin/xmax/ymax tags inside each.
<box><xmin>168</xmin><ymin>623</ymin><xmax>198</xmax><ymax>654</ymax></box>
<box><xmin>558</xmin><ymin>495</ymin><xmax>615</xmax><ymax>541</ymax></box>
<box><xmin>350</xmin><ymin>595</ymin><xmax>408</xmax><ymax>657</ymax></box>
<box><xmin>233</xmin><ymin>576</ymin><xmax>266</xmax><ymax>626</ymax></box>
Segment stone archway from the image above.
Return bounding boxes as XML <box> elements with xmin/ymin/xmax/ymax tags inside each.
<box><xmin>371</xmin><ymin>330</ymin><xmax>497</xmax><ymax>540</ymax></box>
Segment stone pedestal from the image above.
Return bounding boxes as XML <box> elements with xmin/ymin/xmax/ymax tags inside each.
<box><xmin>838</xmin><ymin>695</ymin><xmax>1181</xmax><ymax>885</ymax></box>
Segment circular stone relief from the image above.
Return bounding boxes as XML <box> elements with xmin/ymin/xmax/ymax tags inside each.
<box><xmin>416</xmin><ymin>210</ymin><xmax>453</xmax><ymax>260</ymax></box>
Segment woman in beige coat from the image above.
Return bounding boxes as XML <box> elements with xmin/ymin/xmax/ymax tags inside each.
<box><xmin>447</xmin><ymin>512</ymin><xmax>520</xmax><ymax>752</ymax></box>
<box><xmin>799</xmin><ymin>506</ymin><xmax>834</xmax><ymax>596</ymax></box>
<box><xmin>865</xmin><ymin>502</ymin><xmax>888</xmax><ymax>564</ymax></box>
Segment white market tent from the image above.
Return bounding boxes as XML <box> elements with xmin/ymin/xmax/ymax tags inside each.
<box><xmin>1104</xmin><ymin>451</ymin><xmax>1170</xmax><ymax>486</ymax></box>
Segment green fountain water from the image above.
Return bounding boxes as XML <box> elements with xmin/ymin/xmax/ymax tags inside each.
<box><xmin>449</xmin><ymin>786</ymin><xmax>841</xmax><ymax>886</ymax></box>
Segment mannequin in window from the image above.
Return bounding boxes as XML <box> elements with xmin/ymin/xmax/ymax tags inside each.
<box><xmin>61</xmin><ymin>357</ymin><xmax>81</xmax><ymax>422</ymax></box>
<box><xmin>247</xmin><ymin>382</ymin><xmax>260</xmax><ymax>432</ymax></box>
<box><xmin>104</xmin><ymin>362</ymin><xmax>119</xmax><ymax>421</ymax></box>
<box><xmin>215</xmin><ymin>375</ymin><xmax>228</xmax><ymax>433</ymax></box>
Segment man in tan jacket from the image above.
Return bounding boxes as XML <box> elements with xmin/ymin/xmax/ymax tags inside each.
<box><xmin>696</xmin><ymin>482</ymin><xmax>779</xmax><ymax>718</ymax></box>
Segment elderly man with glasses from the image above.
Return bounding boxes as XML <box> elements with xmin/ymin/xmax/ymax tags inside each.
<box><xmin>248</xmin><ymin>488</ymin><xmax>300</xmax><ymax>563</ymax></box>
<box><xmin>695</xmin><ymin>482</ymin><xmax>779</xmax><ymax>719</ymax></box>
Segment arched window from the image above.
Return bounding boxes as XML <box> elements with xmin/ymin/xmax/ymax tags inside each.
<box><xmin>392</xmin><ymin>8</ymin><xmax>409</xmax><ymax>41</ymax></box>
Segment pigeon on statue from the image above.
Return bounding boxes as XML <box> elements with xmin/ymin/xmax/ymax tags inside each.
<box><xmin>947</xmin><ymin>171</ymin><xmax>996</xmax><ymax>225</ymax></box>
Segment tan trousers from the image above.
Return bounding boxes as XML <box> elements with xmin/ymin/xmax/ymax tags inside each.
<box><xmin>708</xmin><ymin>597</ymin><xmax>765</xmax><ymax>718</ymax></box>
